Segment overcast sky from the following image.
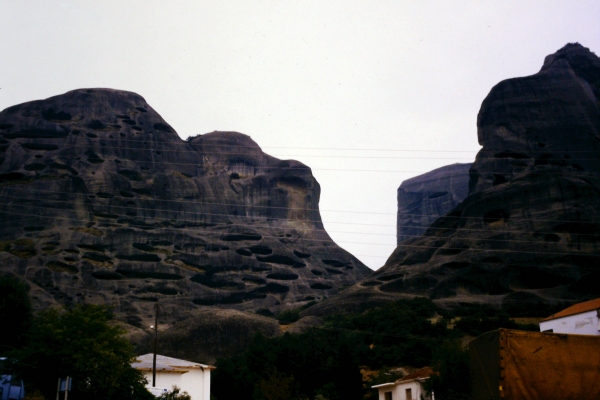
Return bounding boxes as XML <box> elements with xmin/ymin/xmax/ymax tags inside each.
<box><xmin>1</xmin><ymin>1</ymin><xmax>599</xmax><ymax>269</ymax></box>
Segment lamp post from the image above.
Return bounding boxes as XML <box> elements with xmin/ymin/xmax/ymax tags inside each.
<box><xmin>152</xmin><ymin>303</ymin><xmax>159</xmax><ymax>387</ymax></box>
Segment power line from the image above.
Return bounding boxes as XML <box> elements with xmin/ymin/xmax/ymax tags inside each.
<box><xmin>2</xmin><ymin>187</ymin><xmax>600</xmax><ymax>226</ymax></box>
<box><xmin>2</xmin><ymin>194</ymin><xmax>598</xmax><ymax>247</ymax></box>
<box><xmin>2</xmin><ymin>206</ymin><xmax>599</xmax><ymax>260</ymax></box>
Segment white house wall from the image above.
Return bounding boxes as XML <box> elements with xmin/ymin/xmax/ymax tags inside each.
<box><xmin>142</xmin><ymin>369</ymin><xmax>210</xmax><ymax>400</ymax></box>
<box><xmin>378</xmin><ymin>380</ymin><xmax>430</xmax><ymax>400</ymax></box>
<box><xmin>539</xmin><ymin>310</ymin><xmax>600</xmax><ymax>335</ymax></box>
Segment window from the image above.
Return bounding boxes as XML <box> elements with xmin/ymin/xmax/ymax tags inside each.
<box><xmin>384</xmin><ymin>391</ymin><xmax>392</xmax><ymax>400</ymax></box>
<box><xmin>405</xmin><ymin>388</ymin><xmax>413</xmax><ymax>400</ymax></box>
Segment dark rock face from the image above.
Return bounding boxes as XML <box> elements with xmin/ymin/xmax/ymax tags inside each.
<box><xmin>305</xmin><ymin>43</ymin><xmax>600</xmax><ymax>316</ymax></box>
<box><xmin>397</xmin><ymin>163</ymin><xmax>471</xmax><ymax>244</ymax></box>
<box><xmin>0</xmin><ymin>89</ymin><xmax>371</xmax><ymax>329</ymax></box>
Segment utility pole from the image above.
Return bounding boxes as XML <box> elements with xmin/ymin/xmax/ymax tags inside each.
<box><xmin>152</xmin><ymin>303</ymin><xmax>159</xmax><ymax>387</ymax></box>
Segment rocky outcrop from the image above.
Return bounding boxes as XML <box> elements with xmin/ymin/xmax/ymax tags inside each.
<box><xmin>397</xmin><ymin>163</ymin><xmax>471</xmax><ymax>244</ymax></box>
<box><xmin>305</xmin><ymin>43</ymin><xmax>600</xmax><ymax>316</ymax></box>
<box><xmin>0</xmin><ymin>89</ymin><xmax>371</xmax><ymax>330</ymax></box>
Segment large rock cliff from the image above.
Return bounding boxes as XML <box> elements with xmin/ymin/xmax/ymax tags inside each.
<box><xmin>397</xmin><ymin>163</ymin><xmax>471</xmax><ymax>244</ymax></box>
<box><xmin>0</xmin><ymin>89</ymin><xmax>371</xmax><ymax>330</ymax></box>
<box><xmin>305</xmin><ymin>43</ymin><xmax>600</xmax><ymax>316</ymax></box>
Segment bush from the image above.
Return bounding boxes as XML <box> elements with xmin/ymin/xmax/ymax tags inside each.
<box><xmin>157</xmin><ymin>386</ymin><xmax>192</xmax><ymax>400</ymax></box>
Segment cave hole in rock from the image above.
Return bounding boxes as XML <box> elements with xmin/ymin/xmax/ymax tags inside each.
<box><xmin>249</xmin><ymin>245</ymin><xmax>273</xmax><ymax>255</ymax></box>
<box><xmin>256</xmin><ymin>254</ymin><xmax>304</xmax><ymax>268</ymax></box>
<box><xmin>251</xmin><ymin>265</ymin><xmax>272</xmax><ymax>272</ymax></box>
<box><xmin>321</xmin><ymin>259</ymin><xmax>347</xmax><ymax>267</ymax></box>
<box><xmin>379</xmin><ymin>279</ymin><xmax>405</xmax><ymax>293</ymax></box>
<box><xmin>310</xmin><ymin>283</ymin><xmax>332</xmax><ymax>290</ymax></box>
<box><xmin>544</xmin><ymin>233</ymin><xmax>561</xmax><ymax>242</ymax></box>
<box><xmin>310</xmin><ymin>270</ymin><xmax>323</xmax><ymax>276</ymax></box>
<box><xmin>92</xmin><ymin>271</ymin><xmax>123</xmax><ymax>280</ymax></box>
<box><xmin>493</xmin><ymin>174</ymin><xmax>507</xmax><ymax>185</ymax></box>
<box><xmin>116</xmin><ymin>269</ymin><xmax>183</xmax><ymax>280</ymax></box>
<box><xmin>221</xmin><ymin>233</ymin><xmax>262</xmax><ymax>241</ymax></box>
<box><xmin>293</xmin><ymin>249</ymin><xmax>311</xmax><ymax>258</ymax></box>
<box><xmin>483</xmin><ymin>209</ymin><xmax>509</xmax><ymax>224</ymax></box>
<box><xmin>361</xmin><ymin>281</ymin><xmax>382</xmax><ymax>287</ymax></box>
<box><xmin>132</xmin><ymin>243</ymin><xmax>155</xmax><ymax>252</ymax></box>
<box><xmin>436</xmin><ymin>247</ymin><xmax>467</xmax><ymax>256</ymax></box>
<box><xmin>21</xmin><ymin>143</ymin><xmax>59</xmax><ymax>151</ymax></box>
<box><xmin>325</xmin><ymin>268</ymin><xmax>344</xmax><ymax>275</ymax></box>
<box><xmin>253</xmin><ymin>282</ymin><xmax>290</xmax><ymax>294</ymax></box>
<box><xmin>46</xmin><ymin>261</ymin><xmax>78</xmax><ymax>273</ymax></box>
<box><xmin>87</xmin><ymin>120</ymin><xmax>105</xmax><ymax>130</ymax></box>
<box><xmin>116</xmin><ymin>254</ymin><xmax>161</xmax><ymax>262</ymax></box>
<box><xmin>236</xmin><ymin>248</ymin><xmax>253</xmax><ymax>256</ymax></box>
<box><xmin>242</xmin><ymin>276</ymin><xmax>267</xmax><ymax>285</ymax></box>
<box><xmin>378</xmin><ymin>273</ymin><xmax>405</xmax><ymax>281</ymax></box>
<box><xmin>82</xmin><ymin>252</ymin><xmax>112</xmax><ymax>263</ymax></box>
<box><xmin>24</xmin><ymin>163</ymin><xmax>47</xmax><ymax>171</ymax></box>
<box><xmin>428</xmin><ymin>191</ymin><xmax>448</xmax><ymax>199</ymax></box>
<box><xmin>266</xmin><ymin>273</ymin><xmax>299</xmax><ymax>281</ymax></box>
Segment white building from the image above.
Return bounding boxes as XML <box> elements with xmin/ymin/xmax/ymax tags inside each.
<box><xmin>372</xmin><ymin>367</ymin><xmax>434</xmax><ymax>400</ymax></box>
<box><xmin>539</xmin><ymin>298</ymin><xmax>600</xmax><ymax>335</ymax></box>
<box><xmin>131</xmin><ymin>354</ymin><xmax>215</xmax><ymax>400</ymax></box>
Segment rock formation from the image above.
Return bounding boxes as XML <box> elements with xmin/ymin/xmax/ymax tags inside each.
<box><xmin>305</xmin><ymin>43</ymin><xmax>600</xmax><ymax>316</ymax></box>
<box><xmin>0</xmin><ymin>89</ymin><xmax>371</xmax><ymax>331</ymax></box>
<box><xmin>397</xmin><ymin>163</ymin><xmax>471</xmax><ymax>244</ymax></box>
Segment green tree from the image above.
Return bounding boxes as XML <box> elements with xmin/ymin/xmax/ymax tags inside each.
<box><xmin>13</xmin><ymin>305</ymin><xmax>153</xmax><ymax>400</ymax></box>
<box><xmin>157</xmin><ymin>386</ymin><xmax>192</xmax><ymax>400</ymax></box>
<box><xmin>0</xmin><ymin>275</ymin><xmax>32</xmax><ymax>352</ymax></box>
<box><xmin>425</xmin><ymin>343</ymin><xmax>470</xmax><ymax>400</ymax></box>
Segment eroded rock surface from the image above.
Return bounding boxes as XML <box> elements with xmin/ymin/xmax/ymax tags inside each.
<box><xmin>397</xmin><ymin>163</ymin><xmax>471</xmax><ymax>244</ymax></box>
<box><xmin>0</xmin><ymin>89</ymin><xmax>371</xmax><ymax>330</ymax></box>
<box><xmin>305</xmin><ymin>43</ymin><xmax>600</xmax><ymax>316</ymax></box>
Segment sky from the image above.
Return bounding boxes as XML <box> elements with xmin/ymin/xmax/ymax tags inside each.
<box><xmin>1</xmin><ymin>1</ymin><xmax>599</xmax><ymax>270</ymax></box>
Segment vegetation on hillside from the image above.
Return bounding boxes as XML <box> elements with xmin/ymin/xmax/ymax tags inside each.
<box><xmin>213</xmin><ymin>298</ymin><xmax>538</xmax><ymax>400</ymax></box>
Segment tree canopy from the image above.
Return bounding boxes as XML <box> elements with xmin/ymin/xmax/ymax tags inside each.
<box><xmin>11</xmin><ymin>304</ymin><xmax>153</xmax><ymax>400</ymax></box>
<box><xmin>0</xmin><ymin>275</ymin><xmax>32</xmax><ymax>353</ymax></box>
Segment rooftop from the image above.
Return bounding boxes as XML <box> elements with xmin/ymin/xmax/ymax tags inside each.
<box><xmin>371</xmin><ymin>367</ymin><xmax>433</xmax><ymax>389</ymax></box>
<box><xmin>543</xmin><ymin>298</ymin><xmax>600</xmax><ymax>322</ymax></box>
<box><xmin>132</xmin><ymin>354</ymin><xmax>215</xmax><ymax>373</ymax></box>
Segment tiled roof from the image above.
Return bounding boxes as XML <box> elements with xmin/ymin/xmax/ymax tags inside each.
<box><xmin>131</xmin><ymin>354</ymin><xmax>215</xmax><ymax>372</ymax></box>
<box><xmin>397</xmin><ymin>367</ymin><xmax>434</xmax><ymax>382</ymax></box>
<box><xmin>542</xmin><ymin>298</ymin><xmax>600</xmax><ymax>321</ymax></box>
<box><xmin>371</xmin><ymin>367</ymin><xmax>433</xmax><ymax>389</ymax></box>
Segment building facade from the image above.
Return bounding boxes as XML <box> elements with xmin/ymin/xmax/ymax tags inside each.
<box><xmin>132</xmin><ymin>354</ymin><xmax>215</xmax><ymax>400</ymax></box>
<box><xmin>539</xmin><ymin>298</ymin><xmax>600</xmax><ymax>335</ymax></box>
<box><xmin>372</xmin><ymin>367</ymin><xmax>434</xmax><ymax>400</ymax></box>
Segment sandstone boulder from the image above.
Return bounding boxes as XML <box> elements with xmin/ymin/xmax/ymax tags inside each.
<box><xmin>397</xmin><ymin>163</ymin><xmax>471</xmax><ymax>244</ymax></box>
<box><xmin>305</xmin><ymin>43</ymin><xmax>600</xmax><ymax>316</ymax></box>
<box><xmin>0</xmin><ymin>89</ymin><xmax>372</xmax><ymax>330</ymax></box>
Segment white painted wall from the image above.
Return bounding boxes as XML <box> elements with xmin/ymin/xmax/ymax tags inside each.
<box><xmin>142</xmin><ymin>368</ymin><xmax>210</xmax><ymax>400</ymax></box>
<box><xmin>539</xmin><ymin>310</ymin><xmax>600</xmax><ymax>335</ymax></box>
<box><xmin>377</xmin><ymin>380</ymin><xmax>431</xmax><ymax>400</ymax></box>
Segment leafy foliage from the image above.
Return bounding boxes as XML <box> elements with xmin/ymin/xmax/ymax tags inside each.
<box><xmin>157</xmin><ymin>386</ymin><xmax>192</xmax><ymax>400</ymax></box>
<box><xmin>424</xmin><ymin>343</ymin><xmax>470</xmax><ymax>400</ymax></box>
<box><xmin>214</xmin><ymin>297</ymin><xmax>541</xmax><ymax>400</ymax></box>
<box><xmin>11</xmin><ymin>305</ymin><xmax>153</xmax><ymax>400</ymax></box>
<box><xmin>213</xmin><ymin>330</ymin><xmax>365</xmax><ymax>400</ymax></box>
<box><xmin>0</xmin><ymin>275</ymin><xmax>33</xmax><ymax>352</ymax></box>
